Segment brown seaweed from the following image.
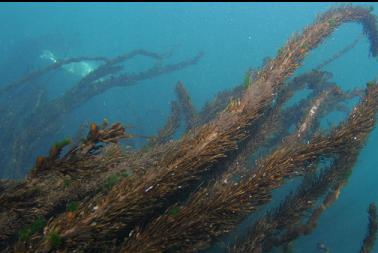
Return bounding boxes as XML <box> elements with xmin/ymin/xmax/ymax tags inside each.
<box><xmin>360</xmin><ymin>203</ymin><xmax>378</xmax><ymax>253</ymax></box>
<box><xmin>0</xmin><ymin>5</ymin><xmax>377</xmax><ymax>253</ymax></box>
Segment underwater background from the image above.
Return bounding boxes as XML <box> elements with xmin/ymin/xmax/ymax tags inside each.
<box><xmin>0</xmin><ymin>2</ymin><xmax>378</xmax><ymax>253</ymax></box>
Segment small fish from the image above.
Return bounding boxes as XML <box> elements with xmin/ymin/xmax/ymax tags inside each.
<box><xmin>317</xmin><ymin>242</ymin><xmax>331</xmax><ymax>253</ymax></box>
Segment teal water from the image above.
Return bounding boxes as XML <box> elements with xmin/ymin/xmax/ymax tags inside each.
<box><xmin>1</xmin><ymin>2</ymin><xmax>378</xmax><ymax>253</ymax></box>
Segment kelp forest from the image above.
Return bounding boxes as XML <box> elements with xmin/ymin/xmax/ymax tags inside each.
<box><xmin>1</xmin><ymin>4</ymin><xmax>378</xmax><ymax>253</ymax></box>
